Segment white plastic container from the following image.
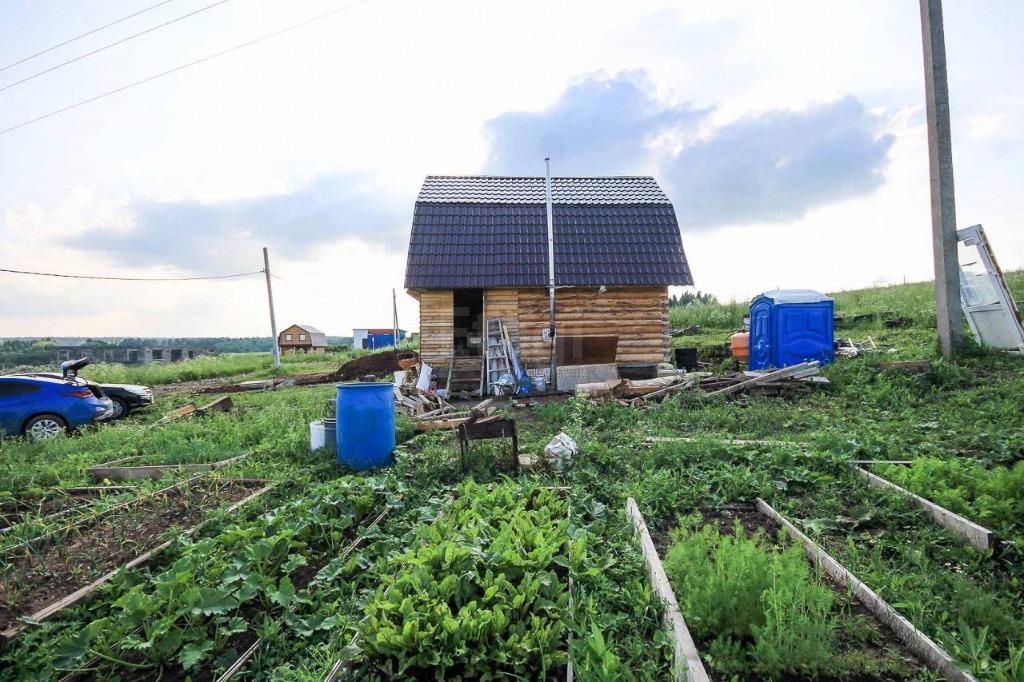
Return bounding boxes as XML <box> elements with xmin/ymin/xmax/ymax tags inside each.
<box><xmin>310</xmin><ymin>420</ymin><xmax>326</xmax><ymax>451</ymax></box>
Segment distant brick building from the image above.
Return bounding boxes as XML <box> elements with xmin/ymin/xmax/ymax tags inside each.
<box><xmin>52</xmin><ymin>345</ymin><xmax>213</xmax><ymax>365</ymax></box>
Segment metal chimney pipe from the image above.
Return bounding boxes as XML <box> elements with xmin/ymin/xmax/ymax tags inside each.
<box><xmin>544</xmin><ymin>158</ymin><xmax>557</xmax><ymax>390</ymax></box>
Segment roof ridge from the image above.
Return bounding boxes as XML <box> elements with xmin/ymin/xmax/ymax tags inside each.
<box><xmin>423</xmin><ymin>174</ymin><xmax>657</xmax><ymax>180</ymax></box>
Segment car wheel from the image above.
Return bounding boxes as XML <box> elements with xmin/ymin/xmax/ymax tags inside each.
<box><xmin>110</xmin><ymin>397</ymin><xmax>129</xmax><ymax>419</ymax></box>
<box><xmin>24</xmin><ymin>414</ymin><xmax>68</xmax><ymax>440</ymax></box>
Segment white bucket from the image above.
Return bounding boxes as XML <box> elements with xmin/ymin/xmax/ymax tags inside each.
<box><xmin>310</xmin><ymin>420</ymin><xmax>326</xmax><ymax>451</ymax></box>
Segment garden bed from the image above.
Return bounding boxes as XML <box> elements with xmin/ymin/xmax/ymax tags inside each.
<box><xmin>647</xmin><ymin>503</ymin><xmax>928</xmax><ymax>681</ymax></box>
<box><xmin>51</xmin><ymin>478</ymin><xmax>384</xmax><ymax>680</ymax></box>
<box><xmin>852</xmin><ymin>464</ymin><xmax>995</xmax><ymax>550</ymax></box>
<box><xmin>0</xmin><ymin>478</ymin><xmax>267</xmax><ymax>634</ymax></box>
<box><xmin>0</xmin><ymin>485</ymin><xmax>136</xmax><ymax>533</ymax></box>
<box><xmin>343</xmin><ymin>481</ymin><xmax>571</xmax><ymax>680</ymax></box>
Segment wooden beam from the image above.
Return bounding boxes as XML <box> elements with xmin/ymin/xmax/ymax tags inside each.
<box><xmin>755</xmin><ymin>498</ymin><xmax>978</xmax><ymax>682</ymax></box>
<box><xmin>852</xmin><ymin>466</ymin><xmax>994</xmax><ymax>550</ymax></box>
<box><xmin>87</xmin><ymin>454</ymin><xmax>247</xmax><ymax>482</ymax></box>
<box><xmin>625</xmin><ymin>498</ymin><xmax>709</xmax><ymax>682</ymax></box>
<box><xmin>415</xmin><ymin>417</ymin><xmax>469</xmax><ymax>432</ymax></box>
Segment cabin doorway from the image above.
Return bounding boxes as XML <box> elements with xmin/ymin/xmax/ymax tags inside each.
<box><xmin>453</xmin><ymin>289</ymin><xmax>483</xmax><ymax>356</ymax></box>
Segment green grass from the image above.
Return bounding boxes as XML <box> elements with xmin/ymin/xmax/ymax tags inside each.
<box><xmin>77</xmin><ymin>350</ymin><xmax>359</xmax><ymax>386</ymax></box>
<box><xmin>3</xmin><ymin>275</ymin><xmax>1024</xmax><ymax>680</ymax></box>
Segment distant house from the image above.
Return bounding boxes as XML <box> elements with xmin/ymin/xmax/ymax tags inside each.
<box><xmin>279</xmin><ymin>324</ymin><xmax>327</xmax><ymax>353</ymax></box>
<box><xmin>404</xmin><ymin>175</ymin><xmax>692</xmax><ymax>392</ymax></box>
<box><xmin>352</xmin><ymin>328</ymin><xmax>407</xmax><ymax>350</ymax></box>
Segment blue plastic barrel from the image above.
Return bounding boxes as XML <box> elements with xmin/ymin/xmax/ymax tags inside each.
<box><xmin>335</xmin><ymin>382</ymin><xmax>395</xmax><ymax>470</ymax></box>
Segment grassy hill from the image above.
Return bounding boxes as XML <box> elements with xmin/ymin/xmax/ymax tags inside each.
<box><xmin>671</xmin><ymin>270</ymin><xmax>1024</xmax><ymax>361</ymax></box>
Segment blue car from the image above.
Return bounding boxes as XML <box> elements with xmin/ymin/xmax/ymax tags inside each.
<box><xmin>0</xmin><ymin>374</ymin><xmax>113</xmax><ymax>440</ymax></box>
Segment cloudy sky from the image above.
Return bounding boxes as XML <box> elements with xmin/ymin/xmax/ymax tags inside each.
<box><xmin>1</xmin><ymin>0</ymin><xmax>1021</xmax><ymax>337</ymax></box>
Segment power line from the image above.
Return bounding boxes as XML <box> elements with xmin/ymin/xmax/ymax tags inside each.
<box><xmin>0</xmin><ymin>0</ymin><xmax>180</xmax><ymax>73</ymax></box>
<box><xmin>0</xmin><ymin>0</ymin><xmax>232</xmax><ymax>95</ymax></box>
<box><xmin>0</xmin><ymin>0</ymin><xmax>376</xmax><ymax>137</ymax></box>
<box><xmin>271</xmin><ymin>272</ymin><xmax>348</xmax><ymax>304</ymax></box>
<box><xmin>0</xmin><ymin>266</ymin><xmax>264</xmax><ymax>281</ymax></box>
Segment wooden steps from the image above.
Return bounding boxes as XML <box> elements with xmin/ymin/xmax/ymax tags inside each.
<box><xmin>444</xmin><ymin>357</ymin><xmax>483</xmax><ymax>395</ymax></box>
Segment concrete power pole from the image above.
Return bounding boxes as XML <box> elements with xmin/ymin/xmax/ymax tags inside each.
<box><xmin>263</xmin><ymin>247</ymin><xmax>282</xmax><ymax>369</ymax></box>
<box><xmin>920</xmin><ymin>0</ymin><xmax>963</xmax><ymax>358</ymax></box>
<box><xmin>392</xmin><ymin>288</ymin><xmax>400</xmax><ymax>348</ymax></box>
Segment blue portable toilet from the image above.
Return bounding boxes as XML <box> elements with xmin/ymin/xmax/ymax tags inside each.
<box><xmin>748</xmin><ymin>290</ymin><xmax>834</xmax><ymax>370</ymax></box>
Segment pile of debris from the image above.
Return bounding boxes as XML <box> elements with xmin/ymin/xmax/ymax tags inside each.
<box><xmin>337</xmin><ymin>350</ymin><xmax>418</xmax><ymax>381</ymax></box>
<box><xmin>199</xmin><ymin>349</ymin><xmax>419</xmax><ymax>394</ymax></box>
<box><xmin>576</xmin><ymin>361</ymin><xmax>827</xmax><ymax>405</ymax></box>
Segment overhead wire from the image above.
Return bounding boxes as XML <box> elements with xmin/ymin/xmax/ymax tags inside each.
<box><xmin>0</xmin><ymin>0</ymin><xmax>232</xmax><ymax>95</ymax></box>
<box><xmin>270</xmin><ymin>272</ymin><xmax>351</xmax><ymax>305</ymax></box>
<box><xmin>0</xmin><ymin>0</ymin><xmax>376</xmax><ymax>137</ymax></box>
<box><xmin>0</xmin><ymin>0</ymin><xmax>180</xmax><ymax>73</ymax></box>
<box><xmin>0</xmin><ymin>266</ymin><xmax>264</xmax><ymax>281</ymax></box>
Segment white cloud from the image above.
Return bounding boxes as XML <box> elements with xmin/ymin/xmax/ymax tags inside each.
<box><xmin>1</xmin><ymin>0</ymin><xmax>1022</xmax><ymax>336</ymax></box>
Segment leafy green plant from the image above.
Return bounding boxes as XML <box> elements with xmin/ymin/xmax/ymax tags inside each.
<box><xmin>358</xmin><ymin>481</ymin><xmax>570</xmax><ymax>679</ymax></box>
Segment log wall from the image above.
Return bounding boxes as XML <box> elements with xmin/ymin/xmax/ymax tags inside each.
<box><xmin>414</xmin><ymin>286</ymin><xmax>670</xmax><ymax>369</ymax></box>
<box><xmin>483</xmin><ymin>289</ymin><xmax>519</xmax><ymax>349</ymax></box>
<box><xmin>518</xmin><ymin>286</ymin><xmax>670</xmax><ymax>366</ymax></box>
<box><xmin>418</xmin><ymin>290</ymin><xmax>454</xmax><ymax>365</ymax></box>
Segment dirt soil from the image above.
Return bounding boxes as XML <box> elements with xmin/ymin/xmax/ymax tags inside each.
<box><xmin>0</xmin><ymin>479</ymin><xmax>260</xmax><ymax>631</ymax></box>
<box><xmin>653</xmin><ymin>506</ymin><xmax>924</xmax><ymax>682</ymax></box>
<box><xmin>337</xmin><ymin>350</ymin><xmax>418</xmax><ymax>381</ymax></box>
<box><xmin>0</xmin><ymin>488</ymin><xmax>134</xmax><ymax>531</ymax></box>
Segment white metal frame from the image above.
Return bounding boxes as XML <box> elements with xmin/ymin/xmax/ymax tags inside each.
<box><xmin>956</xmin><ymin>224</ymin><xmax>1024</xmax><ymax>353</ymax></box>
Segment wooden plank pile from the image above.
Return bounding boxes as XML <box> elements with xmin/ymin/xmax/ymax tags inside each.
<box><xmin>410</xmin><ymin>396</ymin><xmax>497</xmax><ymax>432</ymax></box>
<box><xmin>576</xmin><ymin>361</ymin><xmax>826</xmax><ymax>405</ymax></box>
<box><xmin>157</xmin><ymin>396</ymin><xmax>233</xmax><ymax>424</ymax></box>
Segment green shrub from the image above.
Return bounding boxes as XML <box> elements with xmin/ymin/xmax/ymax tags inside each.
<box><xmin>663</xmin><ymin>517</ymin><xmax>835</xmax><ymax>676</ymax></box>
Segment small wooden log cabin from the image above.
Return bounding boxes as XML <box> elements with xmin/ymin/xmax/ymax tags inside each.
<box><xmin>278</xmin><ymin>324</ymin><xmax>327</xmax><ymax>353</ymax></box>
<box><xmin>404</xmin><ymin>175</ymin><xmax>693</xmax><ymax>392</ymax></box>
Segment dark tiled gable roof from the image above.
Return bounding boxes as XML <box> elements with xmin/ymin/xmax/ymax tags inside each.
<box><xmin>417</xmin><ymin>175</ymin><xmax>671</xmax><ymax>204</ymax></box>
<box><xmin>405</xmin><ymin>175</ymin><xmax>692</xmax><ymax>289</ymax></box>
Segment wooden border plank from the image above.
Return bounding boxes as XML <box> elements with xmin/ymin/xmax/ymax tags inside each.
<box><xmin>625</xmin><ymin>497</ymin><xmax>709</xmax><ymax>682</ymax></box>
<box><xmin>754</xmin><ymin>498</ymin><xmax>978</xmax><ymax>682</ymax></box>
<box><xmin>643</xmin><ymin>436</ymin><xmax>809</xmax><ymax>448</ymax></box>
<box><xmin>850</xmin><ymin>460</ymin><xmax>914</xmax><ymax>465</ymax></box>
<box><xmin>0</xmin><ymin>480</ymin><xmax>278</xmax><ymax>641</ymax></box>
<box><xmin>87</xmin><ymin>454</ymin><xmax>246</xmax><ymax>481</ymax></box>
<box><xmin>852</xmin><ymin>466</ymin><xmax>995</xmax><ymax>551</ymax></box>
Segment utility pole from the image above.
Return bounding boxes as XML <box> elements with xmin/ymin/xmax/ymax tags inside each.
<box><xmin>392</xmin><ymin>288</ymin><xmax>400</xmax><ymax>348</ymax></box>
<box><xmin>920</xmin><ymin>0</ymin><xmax>963</xmax><ymax>358</ymax></box>
<box><xmin>263</xmin><ymin>247</ymin><xmax>281</xmax><ymax>369</ymax></box>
